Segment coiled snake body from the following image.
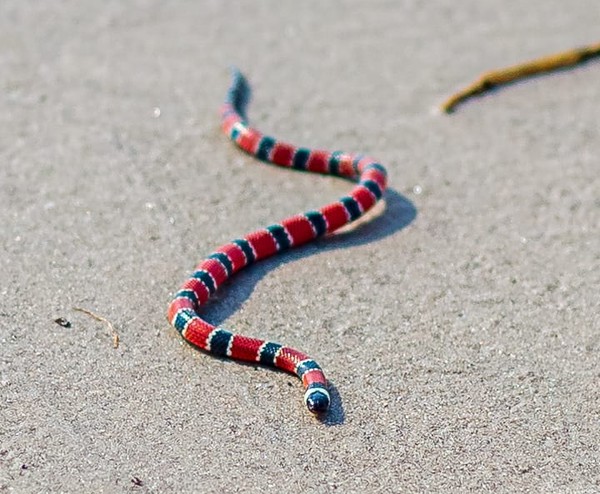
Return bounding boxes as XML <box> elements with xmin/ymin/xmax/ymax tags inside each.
<box><xmin>168</xmin><ymin>70</ymin><xmax>387</xmax><ymax>414</ymax></box>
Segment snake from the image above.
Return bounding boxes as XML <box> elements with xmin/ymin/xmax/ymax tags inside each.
<box><xmin>167</xmin><ymin>69</ymin><xmax>388</xmax><ymax>415</ymax></box>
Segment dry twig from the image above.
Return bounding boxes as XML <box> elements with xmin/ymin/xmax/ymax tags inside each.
<box><xmin>73</xmin><ymin>307</ymin><xmax>120</xmax><ymax>348</ymax></box>
<box><xmin>441</xmin><ymin>41</ymin><xmax>600</xmax><ymax>112</ymax></box>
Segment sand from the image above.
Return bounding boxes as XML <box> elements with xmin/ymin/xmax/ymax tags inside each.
<box><xmin>1</xmin><ymin>1</ymin><xmax>599</xmax><ymax>492</ymax></box>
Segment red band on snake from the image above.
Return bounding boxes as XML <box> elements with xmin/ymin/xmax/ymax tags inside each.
<box><xmin>167</xmin><ymin>69</ymin><xmax>388</xmax><ymax>414</ymax></box>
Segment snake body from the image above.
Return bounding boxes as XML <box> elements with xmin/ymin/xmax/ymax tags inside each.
<box><xmin>168</xmin><ymin>70</ymin><xmax>388</xmax><ymax>414</ymax></box>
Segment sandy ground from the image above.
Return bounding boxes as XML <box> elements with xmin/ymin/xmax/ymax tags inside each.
<box><xmin>1</xmin><ymin>1</ymin><xmax>599</xmax><ymax>492</ymax></box>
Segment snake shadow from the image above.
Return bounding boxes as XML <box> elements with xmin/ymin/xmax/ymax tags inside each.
<box><xmin>199</xmin><ymin>188</ymin><xmax>416</xmax><ymax>425</ymax></box>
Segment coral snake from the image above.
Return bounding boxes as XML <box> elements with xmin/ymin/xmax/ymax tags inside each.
<box><xmin>167</xmin><ymin>69</ymin><xmax>388</xmax><ymax>415</ymax></box>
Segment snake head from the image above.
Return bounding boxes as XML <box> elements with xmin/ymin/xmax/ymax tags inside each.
<box><xmin>304</xmin><ymin>388</ymin><xmax>330</xmax><ymax>414</ymax></box>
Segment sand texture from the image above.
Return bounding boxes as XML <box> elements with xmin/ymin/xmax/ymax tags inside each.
<box><xmin>1</xmin><ymin>1</ymin><xmax>599</xmax><ymax>492</ymax></box>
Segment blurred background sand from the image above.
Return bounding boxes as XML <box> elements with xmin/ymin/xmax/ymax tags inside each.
<box><xmin>1</xmin><ymin>1</ymin><xmax>599</xmax><ymax>492</ymax></box>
